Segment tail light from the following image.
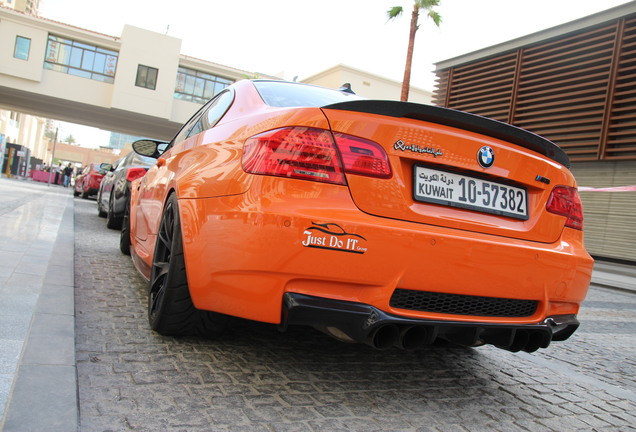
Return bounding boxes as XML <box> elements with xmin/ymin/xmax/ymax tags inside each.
<box><xmin>126</xmin><ymin>167</ymin><xmax>148</xmax><ymax>182</ymax></box>
<box><xmin>333</xmin><ymin>133</ymin><xmax>392</xmax><ymax>179</ymax></box>
<box><xmin>242</xmin><ymin>127</ymin><xmax>391</xmax><ymax>185</ymax></box>
<box><xmin>546</xmin><ymin>185</ymin><xmax>584</xmax><ymax>230</ymax></box>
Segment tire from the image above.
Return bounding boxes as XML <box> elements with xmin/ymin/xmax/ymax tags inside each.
<box><xmin>148</xmin><ymin>193</ymin><xmax>228</xmax><ymax>336</ymax></box>
<box><xmin>97</xmin><ymin>190</ymin><xmax>107</xmax><ymax>217</ymax></box>
<box><xmin>119</xmin><ymin>199</ymin><xmax>131</xmax><ymax>256</ymax></box>
<box><xmin>106</xmin><ymin>192</ymin><xmax>122</xmax><ymax>229</ymax></box>
<box><xmin>73</xmin><ymin>190</ymin><xmax>80</xmax><ymax>197</ymax></box>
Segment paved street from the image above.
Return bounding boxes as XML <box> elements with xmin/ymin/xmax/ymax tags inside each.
<box><xmin>71</xmin><ymin>196</ymin><xmax>636</xmax><ymax>432</ymax></box>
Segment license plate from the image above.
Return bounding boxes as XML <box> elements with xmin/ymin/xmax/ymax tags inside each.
<box><xmin>413</xmin><ymin>166</ymin><xmax>528</xmax><ymax>220</ymax></box>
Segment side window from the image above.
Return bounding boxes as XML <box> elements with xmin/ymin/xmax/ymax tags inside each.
<box><xmin>185</xmin><ymin>89</ymin><xmax>234</xmax><ymax>139</ymax></box>
<box><xmin>186</xmin><ymin>116</ymin><xmax>205</xmax><ymax>139</ymax></box>
<box><xmin>203</xmin><ymin>89</ymin><xmax>235</xmax><ymax>129</ymax></box>
<box><xmin>172</xmin><ymin>88</ymin><xmax>234</xmax><ymax>145</ymax></box>
<box><xmin>172</xmin><ymin>110</ymin><xmax>205</xmax><ymax>145</ymax></box>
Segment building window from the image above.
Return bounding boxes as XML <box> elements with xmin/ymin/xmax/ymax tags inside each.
<box><xmin>136</xmin><ymin>65</ymin><xmax>158</xmax><ymax>90</ymax></box>
<box><xmin>44</xmin><ymin>35</ymin><xmax>118</xmax><ymax>83</ymax></box>
<box><xmin>174</xmin><ymin>67</ymin><xmax>233</xmax><ymax>104</ymax></box>
<box><xmin>14</xmin><ymin>36</ymin><xmax>31</xmax><ymax>60</ymax></box>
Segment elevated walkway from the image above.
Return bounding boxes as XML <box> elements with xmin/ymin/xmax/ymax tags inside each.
<box><xmin>0</xmin><ymin>8</ymin><xmax>256</xmax><ymax>140</ymax></box>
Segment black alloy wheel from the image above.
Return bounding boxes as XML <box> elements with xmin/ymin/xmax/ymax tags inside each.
<box><xmin>119</xmin><ymin>198</ymin><xmax>131</xmax><ymax>255</ymax></box>
<box><xmin>148</xmin><ymin>193</ymin><xmax>228</xmax><ymax>336</ymax></box>
<box><xmin>106</xmin><ymin>191</ymin><xmax>122</xmax><ymax>229</ymax></box>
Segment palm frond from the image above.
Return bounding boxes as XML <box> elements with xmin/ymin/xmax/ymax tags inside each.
<box><xmin>387</xmin><ymin>6</ymin><xmax>403</xmax><ymax>20</ymax></box>
<box><xmin>428</xmin><ymin>10</ymin><xmax>442</xmax><ymax>26</ymax></box>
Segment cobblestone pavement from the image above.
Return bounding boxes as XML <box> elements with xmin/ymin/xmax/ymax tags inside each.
<box><xmin>74</xmin><ymin>198</ymin><xmax>636</xmax><ymax>432</ymax></box>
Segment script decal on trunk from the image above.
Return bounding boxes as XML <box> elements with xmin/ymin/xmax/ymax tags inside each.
<box><xmin>302</xmin><ymin>222</ymin><xmax>368</xmax><ymax>254</ymax></box>
<box><xmin>394</xmin><ymin>140</ymin><xmax>443</xmax><ymax>157</ymax></box>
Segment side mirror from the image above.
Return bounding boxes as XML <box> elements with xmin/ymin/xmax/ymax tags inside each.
<box><xmin>100</xmin><ymin>163</ymin><xmax>113</xmax><ymax>172</ymax></box>
<box><xmin>132</xmin><ymin>139</ymin><xmax>169</xmax><ymax>159</ymax></box>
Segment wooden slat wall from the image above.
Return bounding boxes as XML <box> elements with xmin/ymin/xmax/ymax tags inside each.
<box><xmin>606</xmin><ymin>16</ymin><xmax>636</xmax><ymax>160</ymax></box>
<box><xmin>571</xmin><ymin>161</ymin><xmax>636</xmax><ymax>262</ymax></box>
<box><xmin>434</xmin><ymin>13</ymin><xmax>636</xmax><ymax>262</ymax></box>
<box><xmin>434</xmin><ymin>13</ymin><xmax>636</xmax><ymax>163</ymax></box>
<box><xmin>432</xmin><ymin>53</ymin><xmax>517</xmax><ymax>122</ymax></box>
<box><xmin>514</xmin><ymin>24</ymin><xmax>616</xmax><ymax>160</ymax></box>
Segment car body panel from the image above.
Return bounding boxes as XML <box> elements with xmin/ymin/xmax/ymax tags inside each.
<box><xmin>322</xmin><ymin>109</ymin><xmax>573</xmax><ymax>243</ymax></box>
<box><xmin>127</xmin><ymin>79</ymin><xmax>593</xmax><ymax>352</ymax></box>
<box><xmin>98</xmin><ymin>152</ymin><xmax>155</xmax><ymax>223</ymax></box>
<box><xmin>97</xmin><ymin>158</ymin><xmax>121</xmax><ymax>212</ymax></box>
<box><xmin>177</xmin><ymin>175</ymin><xmax>592</xmax><ymax>325</ymax></box>
<box><xmin>74</xmin><ymin>163</ymin><xmax>105</xmax><ymax>197</ymax></box>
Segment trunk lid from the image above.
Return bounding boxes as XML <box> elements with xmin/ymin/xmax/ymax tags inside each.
<box><xmin>321</xmin><ymin>101</ymin><xmax>575</xmax><ymax>243</ymax></box>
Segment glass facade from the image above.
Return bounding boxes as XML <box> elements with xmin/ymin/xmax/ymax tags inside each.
<box><xmin>174</xmin><ymin>67</ymin><xmax>233</xmax><ymax>104</ymax></box>
<box><xmin>44</xmin><ymin>35</ymin><xmax>118</xmax><ymax>83</ymax></box>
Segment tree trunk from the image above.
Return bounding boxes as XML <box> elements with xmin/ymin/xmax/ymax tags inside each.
<box><xmin>401</xmin><ymin>4</ymin><xmax>419</xmax><ymax>102</ymax></box>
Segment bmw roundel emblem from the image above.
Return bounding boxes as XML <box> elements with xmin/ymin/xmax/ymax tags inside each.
<box><xmin>477</xmin><ymin>146</ymin><xmax>495</xmax><ymax>168</ymax></box>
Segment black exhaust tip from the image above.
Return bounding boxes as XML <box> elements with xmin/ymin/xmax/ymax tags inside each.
<box><xmin>369</xmin><ymin>324</ymin><xmax>400</xmax><ymax>350</ymax></box>
<box><xmin>396</xmin><ymin>326</ymin><xmax>437</xmax><ymax>350</ymax></box>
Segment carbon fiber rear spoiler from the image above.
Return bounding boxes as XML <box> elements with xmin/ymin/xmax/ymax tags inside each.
<box><xmin>322</xmin><ymin>100</ymin><xmax>570</xmax><ymax>169</ymax></box>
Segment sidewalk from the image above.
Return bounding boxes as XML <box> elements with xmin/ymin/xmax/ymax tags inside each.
<box><xmin>591</xmin><ymin>260</ymin><xmax>636</xmax><ymax>293</ymax></box>
<box><xmin>0</xmin><ymin>176</ymin><xmax>633</xmax><ymax>431</ymax></box>
<box><xmin>0</xmin><ymin>177</ymin><xmax>77</xmax><ymax>432</ymax></box>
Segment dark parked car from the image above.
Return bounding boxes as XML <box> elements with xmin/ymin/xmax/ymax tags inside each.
<box><xmin>73</xmin><ymin>163</ymin><xmax>106</xmax><ymax>198</ymax></box>
<box><xmin>97</xmin><ymin>151</ymin><xmax>155</xmax><ymax>231</ymax></box>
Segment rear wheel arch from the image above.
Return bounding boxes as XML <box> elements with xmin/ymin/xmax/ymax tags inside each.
<box><xmin>147</xmin><ymin>191</ymin><xmax>228</xmax><ymax>336</ymax></box>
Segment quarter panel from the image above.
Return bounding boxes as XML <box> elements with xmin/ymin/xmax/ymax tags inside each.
<box><xmin>174</xmin><ymin>108</ymin><xmax>333</xmax><ymax>200</ymax></box>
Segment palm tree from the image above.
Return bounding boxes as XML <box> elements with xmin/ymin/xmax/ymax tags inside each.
<box><xmin>44</xmin><ymin>129</ymin><xmax>57</xmax><ymax>141</ymax></box>
<box><xmin>388</xmin><ymin>0</ymin><xmax>442</xmax><ymax>101</ymax></box>
<box><xmin>63</xmin><ymin>134</ymin><xmax>76</xmax><ymax>145</ymax></box>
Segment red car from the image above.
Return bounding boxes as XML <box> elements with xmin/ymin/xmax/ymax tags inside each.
<box><xmin>74</xmin><ymin>163</ymin><xmax>106</xmax><ymax>199</ymax></box>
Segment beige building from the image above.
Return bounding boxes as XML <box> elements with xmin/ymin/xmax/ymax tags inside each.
<box><xmin>0</xmin><ymin>6</ymin><xmax>258</xmax><ymax>172</ymax></box>
<box><xmin>0</xmin><ymin>110</ymin><xmax>47</xmax><ymax>156</ymax></box>
<box><xmin>302</xmin><ymin>64</ymin><xmax>432</xmax><ymax>104</ymax></box>
<box><xmin>1</xmin><ymin>6</ymin><xmax>433</xmax><ymax>176</ymax></box>
<box><xmin>52</xmin><ymin>141</ymin><xmax>121</xmax><ymax>167</ymax></box>
<box><xmin>0</xmin><ymin>0</ymin><xmax>46</xmax><ymax>171</ymax></box>
<box><xmin>0</xmin><ymin>0</ymin><xmax>39</xmax><ymax>14</ymax></box>
<box><xmin>0</xmin><ymin>10</ymin><xmax>255</xmax><ymax>138</ymax></box>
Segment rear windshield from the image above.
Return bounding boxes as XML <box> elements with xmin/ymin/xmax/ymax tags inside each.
<box><xmin>253</xmin><ymin>80</ymin><xmax>363</xmax><ymax>108</ymax></box>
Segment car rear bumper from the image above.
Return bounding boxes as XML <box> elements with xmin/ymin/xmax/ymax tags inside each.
<box><xmin>281</xmin><ymin>292</ymin><xmax>579</xmax><ymax>352</ymax></box>
<box><xmin>178</xmin><ymin>178</ymin><xmax>593</xmax><ymax>336</ymax></box>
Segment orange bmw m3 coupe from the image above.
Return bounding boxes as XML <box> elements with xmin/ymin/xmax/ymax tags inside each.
<box><xmin>127</xmin><ymin>80</ymin><xmax>593</xmax><ymax>353</ymax></box>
